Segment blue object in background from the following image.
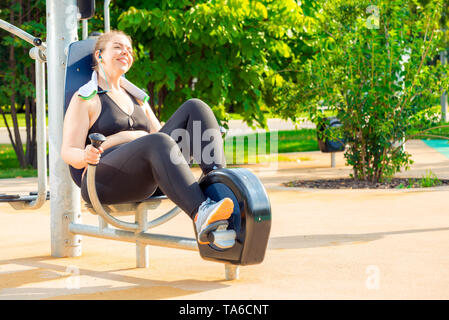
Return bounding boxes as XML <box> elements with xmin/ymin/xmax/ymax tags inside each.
<box><xmin>423</xmin><ymin>140</ymin><xmax>449</xmax><ymax>158</ymax></box>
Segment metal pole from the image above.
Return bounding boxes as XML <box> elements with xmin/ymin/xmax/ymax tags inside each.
<box><xmin>0</xmin><ymin>19</ymin><xmax>47</xmax><ymax>54</ymax></box>
<box><xmin>82</xmin><ymin>20</ymin><xmax>88</xmax><ymax>40</ymax></box>
<box><xmin>135</xmin><ymin>209</ymin><xmax>149</xmax><ymax>268</ymax></box>
<box><xmin>441</xmin><ymin>50</ymin><xmax>448</xmax><ymax>123</ymax></box>
<box><xmin>47</xmin><ymin>0</ymin><xmax>82</xmax><ymax>258</ymax></box>
<box><xmin>87</xmin><ymin>165</ymin><xmax>139</xmax><ymax>231</ymax></box>
<box><xmin>34</xmin><ymin>55</ymin><xmax>48</xmax><ymax>206</ymax></box>
<box><xmin>225</xmin><ymin>264</ymin><xmax>239</xmax><ymax>281</ymax></box>
<box><xmin>18</xmin><ymin>48</ymin><xmax>48</xmax><ymax>210</ymax></box>
<box><xmin>104</xmin><ymin>0</ymin><xmax>111</xmax><ymax>32</ymax></box>
<box><xmin>69</xmin><ymin>223</ymin><xmax>199</xmax><ymax>251</ymax></box>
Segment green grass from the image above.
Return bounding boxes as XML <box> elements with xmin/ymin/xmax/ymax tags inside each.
<box><xmin>228</xmin><ymin>110</ymin><xmax>336</xmax><ymax>120</ymax></box>
<box><xmin>0</xmin><ymin>129</ymin><xmax>320</xmax><ymax>178</ymax></box>
<box><xmin>224</xmin><ymin>129</ymin><xmax>318</xmax><ymax>164</ymax></box>
<box><xmin>0</xmin><ymin>144</ymin><xmax>37</xmax><ymax>178</ymax></box>
<box><xmin>0</xmin><ymin>113</ymin><xmax>48</xmax><ymax>128</ymax></box>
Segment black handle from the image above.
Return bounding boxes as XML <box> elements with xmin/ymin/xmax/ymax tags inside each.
<box><xmin>88</xmin><ymin>133</ymin><xmax>106</xmax><ymax>150</ymax></box>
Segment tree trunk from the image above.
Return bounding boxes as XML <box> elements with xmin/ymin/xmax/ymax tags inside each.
<box><xmin>24</xmin><ymin>0</ymin><xmax>37</xmax><ymax>168</ymax></box>
<box><xmin>157</xmin><ymin>85</ymin><xmax>167</xmax><ymax>120</ymax></box>
<box><xmin>147</xmin><ymin>81</ymin><xmax>156</xmax><ymax>117</ymax></box>
<box><xmin>8</xmin><ymin>6</ymin><xmax>26</xmax><ymax>168</ymax></box>
<box><xmin>1</xmin><ymin>0</ymin><xmax>40</xmax><ymax>169</ymax></box>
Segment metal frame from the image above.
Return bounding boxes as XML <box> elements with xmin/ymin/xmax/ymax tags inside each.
<box><xmin>47</xmin><ymin>0</ymin><xmax>82</xmax><ymax>258</ymax></box>
<box><xmin>0</xmin><ymin>19</ymin><xmax>47</xmax><ymax>55</ymax></box>
<box><xmin>104</xmin><ymin>0</ymin><xmax>111</xmax><ymax>33</ymax></box>
<box><xmin>81</xmin><ymin>156</ymin><xmax>239</xmax><ymax>279</ymax></box>
<box><xmin>0</xmin><ymin>21</ymin><xmax>47</xmax><ymax>210</ymax></box>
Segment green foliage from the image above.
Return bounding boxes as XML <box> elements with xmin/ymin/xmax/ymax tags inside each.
<box><xmin>114</xmin><ymin>0</ymin><xmax>308</xmax><ymax>128</ymax></box>
<box><xmin>0</xmin><ymin>0</ymin><xmax>46</xmax><ymax>168</ymax></box>
<box><xmin>276</xmin><ymin>0</ymin><xmax>449</xmax><ymax>182</ymax></box>
<box><xmin>396</xmin><ymin>170</ymin><xmax>442</xmax><ymax>188</ymax></box>
<box><xmin>418</xmin><ymin>169</ymin><xmax>442</xmax><ymax>187</ymax></box>
<box><xmin>0</xmin><ymin>1</ymin><xmax>46</xmax><ymax>109</ymax></box>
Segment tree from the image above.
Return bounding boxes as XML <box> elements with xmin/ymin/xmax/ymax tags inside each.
<box><xmin>111</xmin><ymin>0</ymin><xmax>307</xmax><ymax>128</ymax></box>
<box><xmin>275</xmin><ymin>0</ymin><xmax>449</xmax><ymax>182</ymax></box>
<box><xmin>0</xmin><ymin>0</ymin><xmax>46</xmax><ymax>168</ymax></box>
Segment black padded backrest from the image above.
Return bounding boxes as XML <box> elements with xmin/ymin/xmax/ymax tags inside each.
<box><xmin>64</xmin><ymin>39</ymin><xmax>96</xmax><ymax>115</ymax></box>
<box><xmin>64</xmin><ymin>39</ymin><xmax>96</xmax><ymax>187</ymax></box>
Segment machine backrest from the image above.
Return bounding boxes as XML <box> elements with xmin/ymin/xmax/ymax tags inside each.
<box><xmin>64</xmin><ymin>39</ymin><xmax>96</xmax><ymax>114</ymax></box>
<box><xmin>64</xmin><ymin>39</ymin><xmax>96</xmax><ymax>187</ymax></box>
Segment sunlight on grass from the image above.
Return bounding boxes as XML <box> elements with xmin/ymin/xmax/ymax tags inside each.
<box><xmin>0</xmin><ymin>144</ymin><xmax>38</xmax><ymax>178</ymax></box>
<box><xmin>0</xmin><ymin>113</ymin><xmax>48</xmax><ymax>128</ymax></box>
<box><xmin>0</xmin><ymin>129</ymin><xmax>319</xmax><ymax>178</ymax></box>
<box><xmin>224</xmin><ymin>129</ymin><xmax>318</xmax><ymax>165</ymax></box>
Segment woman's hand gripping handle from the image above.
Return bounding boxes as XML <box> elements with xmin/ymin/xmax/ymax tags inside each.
<box><xmin>87</xmin><ymin>133</ymin><xmax>106</xmax><ymax>166</ymax></box>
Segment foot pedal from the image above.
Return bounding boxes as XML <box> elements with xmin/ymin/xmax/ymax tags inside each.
<box><xmin>209</xmin><ymin>224</ymin><xmax>236</xmax><ymax>249</ymax></box>
<box><xmin>198</xmin><ymin>220</ymin><xmax>229</xmax><ymax>244</ymax></box>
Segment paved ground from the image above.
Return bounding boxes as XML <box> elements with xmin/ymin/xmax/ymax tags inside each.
<box><xmin>0</xmin><ymin>139</ymin><xmax>448</xmax><ymax>300</ymax></box>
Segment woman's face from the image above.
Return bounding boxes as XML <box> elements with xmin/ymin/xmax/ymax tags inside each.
<box><xmin>98</xmin><ymin>35</ymin><xmax>134</xmax><ymax>75</ymax></box>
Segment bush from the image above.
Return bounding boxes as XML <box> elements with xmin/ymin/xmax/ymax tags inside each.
<box><xmin>276</xmin><ymin>0</ymin><xmax>449</xmax><ymax>182</ymax></box>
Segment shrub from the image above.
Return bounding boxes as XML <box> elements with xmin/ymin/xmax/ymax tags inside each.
<box><xmin>276</xmin><ymin>0</ymin><xmax>449</xmax><ymax>182</ymax></box>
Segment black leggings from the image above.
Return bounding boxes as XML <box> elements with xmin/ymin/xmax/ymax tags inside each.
<box><xmin>81</xmin><ymin>98</ymin><xmax>226</xmax><ymax>219</ymax></box>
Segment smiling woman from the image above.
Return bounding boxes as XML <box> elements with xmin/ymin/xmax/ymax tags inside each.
<box><xmin>61</xmin><ymin>30</ymin><xmax>235</xmax><ymax>246</ymax></box>
<box><xmin>92</xmin><ymin>30</ymin><xmax>134</xmax><ymax>74</ymax></box>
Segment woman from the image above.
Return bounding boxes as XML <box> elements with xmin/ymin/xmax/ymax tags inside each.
<box><xmin>61</xmin><ymin>30</ymin><xmax>233</xmax><ymax>245</ymax></box>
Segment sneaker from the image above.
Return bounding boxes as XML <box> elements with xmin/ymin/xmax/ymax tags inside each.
<box><xmin>194</xmin><ymin>197</ymin><xmax>234</xmax><ymax>244</ymax></box>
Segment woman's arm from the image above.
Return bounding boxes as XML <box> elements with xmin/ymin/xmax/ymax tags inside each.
<box><xmin>62</xmin><ymin>93</ymin><xmax>156</xmax><ymax>169</ymax></box>
<box><xmin>100</xmin><ymin>130</ymin><xmax>149</xmax><ymax>150</ymax></box>
<box><xmin>61</xmin><ymin>93</ymin><xmax>103</xmax><ymax>169</ymax></box>
<box><xmin>142</xmin><ymin>101</ymin><xmax>162</xmax><ymax>132</ymax></box>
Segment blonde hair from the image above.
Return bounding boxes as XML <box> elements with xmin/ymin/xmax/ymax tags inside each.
<box><xmin>92</xmin><ymin>30</ymin><xmax>144</xmax><ymax>106</ymax></box>
<box><xmin>92</xmin><ymin>30</ymin><xmax>133</xmax><ymax>71</ymax></box>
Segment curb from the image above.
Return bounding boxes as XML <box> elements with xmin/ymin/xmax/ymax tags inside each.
<box><xmin>266</xmin><ymin>184</ymin><xmax>449</xmax><ymax>193</ymax></box>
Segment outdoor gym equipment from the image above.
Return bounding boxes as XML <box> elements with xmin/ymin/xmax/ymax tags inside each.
<box><xmin>0</xmin><ymin>20</ymin><xmax>48</xmax><ymax>209</ymax></box>
<box><xmin>0</xmin><ymin>0</ymin><xmax>272</xmax><ymax>280</ymax></box>
<box><xmin>63</xmin><ymin>38</ymin><xmax>271</xmax><ymax>279</ymax></box>
<box><xmin>317</xmin><ymin>116</ymin><xmax>345</xmax><ymax>168</ymax></box>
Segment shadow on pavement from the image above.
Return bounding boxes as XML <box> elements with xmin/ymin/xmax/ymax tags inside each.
<box><xmin>0</xmin><ymin>255</ymin><xmax>229</xmax><ymax>300</ymax></box>
<box><xmin>268</xmin><ymin>227</ymin><xmax>449</xmax><ymax>250</ymax></box>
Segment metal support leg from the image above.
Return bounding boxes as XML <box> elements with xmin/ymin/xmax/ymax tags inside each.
<box><xmin>225</xmin><ymin>264</ymin><xmax>239</xmax><ymax>280</ymax></box>
<box><xmin>98</xmin><ymin>216</ymin><xmax>108</xmax><ymax>230</ymax></box>
<box><xmin>47</xmin><ymin>0</ymin><xmax>81</xmax><ymax>258</ymax></box>
<box><xmin>441</xmin><ymin>50</ymin><xmax>449</xmax><ymax>123</ymax></box>
<box><xmin>135</xmin><ymin>208</ymin><xmax>149</xmax><ymax>268</ymax></box>
<box><xmin>82</xmin><ymin>20</ymin><xmax>88</xmax><ymax>40</ymax></box>
<box><xmin>331</xmin><ymin>152</ymin><xmax>336</xmax><ymax>168</ymax></box>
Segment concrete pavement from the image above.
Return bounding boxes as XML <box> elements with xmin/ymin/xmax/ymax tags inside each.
<box><xmin>0</xmin><ymin>139</ymin><xmax>448</xmax><ymax>299</ymax></box>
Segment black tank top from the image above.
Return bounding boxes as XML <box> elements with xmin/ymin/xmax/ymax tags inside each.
<box><xmin>70</xmin><ymin>88</ymin><xmax>151</xmax><ymax>187</ymax></box>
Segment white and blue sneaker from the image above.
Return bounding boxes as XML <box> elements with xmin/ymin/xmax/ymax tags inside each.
<box><xmin>194</xmin><ymin>197</ymin><xmax>234</xmax><ymax>244</ymax></box>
